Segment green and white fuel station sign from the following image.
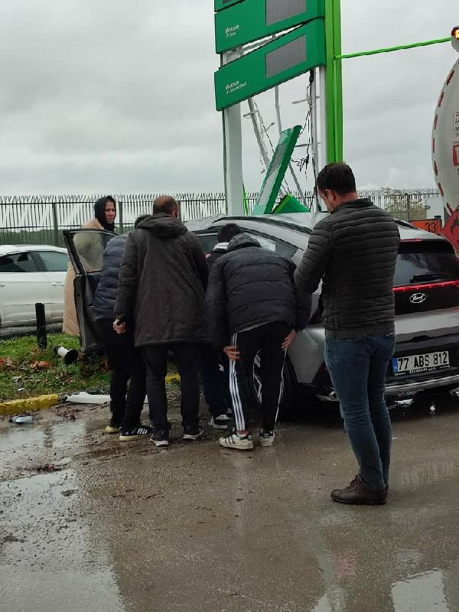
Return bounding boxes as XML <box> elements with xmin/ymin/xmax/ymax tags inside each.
<box><xmin>215</xmin><ymin>0</ymin><xmax>324</xmax><ymax>54</ymax></box>
<box><xmin>214</xmin><ymin>19</ymin><xmax>325</xmax><ymax>110</ymax></box>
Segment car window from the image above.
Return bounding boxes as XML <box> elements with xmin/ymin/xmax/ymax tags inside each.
<box><xmin>394</xmin><ymin>241</ymin><xmax>459</xmax><ymax>286</ymax></box>
<box><xmin>73</xmin><ymin>232</ymin><xmax>113</xmax><ymax>272</ymax></box>
<box><xmin>196</xmin><ymin>233</ymin><xmax>219</xmax><ymax>255</ymax></box>
<box><xmin>36</xmin><ymin>250</ymin><xmax>68</xmax><ymax>272</ymax></box>
<box><xmin>0</xmin><ymin>252</ymin><xmax>38</xmax><ymax>273</ymax></box>
<box><xmin>247</xmin><ymin>231</ymin><xmax>297</xmax><ymax>259</ymax></box>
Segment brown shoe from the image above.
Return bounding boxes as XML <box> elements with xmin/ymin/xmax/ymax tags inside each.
<box><xmin>331</xmin><ymin>478</ymin><xmax>387</xmax><ymax>506</ymax></box>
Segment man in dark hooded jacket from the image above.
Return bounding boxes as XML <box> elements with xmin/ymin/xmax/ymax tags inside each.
<box><xmin>94</xmin><ymin>215</ymin><xmax>149</xmax><ymax>440</ymax></box>
<box><xmin>114</xmin><ymin>196</ymin><xmax>209</xmax><ymax>447</ymax></box>
<box><xmin>206</xmin><ymin>233</ymin><xmax>309</xmax><ymax>451</ymax></box>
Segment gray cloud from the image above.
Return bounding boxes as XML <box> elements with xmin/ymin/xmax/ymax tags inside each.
<box><xmin>0</xmin><ymin>0</ymin><xmax>456</xmax><ymax>195</ymax></box>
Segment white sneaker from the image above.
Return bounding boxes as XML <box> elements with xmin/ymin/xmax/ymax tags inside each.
<box><xmin>259</xmin><ymin>430</ymin><xmax>275</xmax><ymax>447</ymax></box>
<box><xmin>219</xmin><ymin>431</ymin><xmax>254</xmax><ymax>451</ymax></box>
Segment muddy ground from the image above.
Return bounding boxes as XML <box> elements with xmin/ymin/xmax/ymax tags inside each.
<box><xmin>1</xmin><ymin>393</ymin><xmax>459</xmax><ymax>612</ymax></box>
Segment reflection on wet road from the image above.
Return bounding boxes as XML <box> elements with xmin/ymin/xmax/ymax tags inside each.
<box><xmin>1</xmin><ymin>397</ymin><xmax>459</xmax><ymax>612</ymax></box>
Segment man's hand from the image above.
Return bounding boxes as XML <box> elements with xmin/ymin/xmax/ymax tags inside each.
<box><xmin>113</xmin><ymin>318</ymin><xmax>127</xmax><ymax>335</ymax></box>
<box><xmin>282</xmin><ymin>329</ymin><xmax>296</xmax><ymax>350</ymax></box>
<box><xmin>223</xmin><ymin>345</ymin><xmax>240</xmax><ymax>361</ymax></box>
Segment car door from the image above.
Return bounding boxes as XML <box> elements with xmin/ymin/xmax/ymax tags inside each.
<box><xmin>0</xmin><ymin>251</ymin><xmax>52</xmax><ymax>327</ymax></box>
<box><xmin>33</xmin><ymin>250</ymin><xmax>69</xmax><ymax>320</ymax></box>
<box><xmin>63</xmin><ymin>229</ymin><xmax>115</xmax><ymax>353</ymax></box>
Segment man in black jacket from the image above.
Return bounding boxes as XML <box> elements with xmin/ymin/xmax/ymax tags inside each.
<box><xmin>201</xmin><ymin>223</ymin><xmax>242</xmax><ymax>430</ymax></box>
<box><xmin>94</xmin><ymin>216</ymin><xmax>150</xmax><ymax>439</ymax></box>
<box><xmin>206</xmin><ymin>233</ymin><xmax>308</xmax><ymax>450</ymax></box>
<box><xmin>295</xmin><ymin>163</ymin><xmax>400</xmax><ymax>505</ymax></box>
<box><xmin>114</xmin><ymin>196</ymin><xmax>209</xmax><ymax>447</ymax></box>
<box><xmin>206</xmin><ymin>223</ymin><xmax>242</xmax><ymax>268</ymax></box>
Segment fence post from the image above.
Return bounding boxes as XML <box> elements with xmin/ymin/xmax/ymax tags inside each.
<box><xmin>35</xmin><ymin>303</ymin><xmax>47</xmax><ymax>350</ymax></box>
<box><xmin>118</xmin><ymin>199</ymin><xmax>124</xmax><ymax>233</ymax></box>
<box><xmin>52</xmin><ymin>202</ymin><xmax>59</xmax><ymax>246</ymax></box>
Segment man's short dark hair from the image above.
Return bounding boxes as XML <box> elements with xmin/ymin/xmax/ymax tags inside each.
<box><xmin>316</xmin><ymin>163</ymin><xmax>357</xmax><ymax>196</ymax></box>
<box><xmin>153</xmin><ymin>195</ymin><xmax>179</xmax><ymax>216</ymax></box>
<box><xmin>217</xmin><ymin>223</ymin><xmax>242</xmax><ymax>243</ymax></box>
<box><xmin>134</xmin><ymin>214</ymin><xmax>150</xmax><ymax>228</ymax></box>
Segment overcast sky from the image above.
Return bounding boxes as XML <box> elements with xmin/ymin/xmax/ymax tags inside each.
<box><xmin>0</xmin><ymin>0</ymin><xmax>456</xmax><ymax>195</ymax></box>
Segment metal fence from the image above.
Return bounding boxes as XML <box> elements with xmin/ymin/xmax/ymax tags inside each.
<box><xmin>0</xmin><ymin>188</ymin><xmax>441</xmax><ymax>247</ymax></box>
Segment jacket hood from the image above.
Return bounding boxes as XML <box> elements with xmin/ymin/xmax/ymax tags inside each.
<box><xmin>94</xmin><ymin>196</ymin><xmax>116</xmax><ymax>231</ymax></box>
<box><xmin>213</xmin><ymin>241</ymin><xmax>229</xmax><ymax>252</ymax></box>
<box><xmin>136</xmin><ymin>213</ymin><xmax>188</xmax><ymax>238</ymax></box>
<box><xmin>227</xmin><ymin>233</ymin><xmax>260</xmax><ymax>253</ymax></box>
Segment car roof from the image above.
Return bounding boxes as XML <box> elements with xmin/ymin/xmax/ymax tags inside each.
<box><xmin>0</xmin><ymin>245</ymin><xmax>67</xmax><ymax>256</ymax></box>
<box><xmin>187</xmin><ymin>213</ymin><xmax>447</xmax><ymax>243</ymax></box>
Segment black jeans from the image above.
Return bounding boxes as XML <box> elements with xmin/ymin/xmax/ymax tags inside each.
<box><xmin>229</xmin><ymin>321</ymin><xmax>290</xmax><ymax>432</ymax></box>
<box><xmin>199</xmin><ymin>344</ymin><xmax>230</xmax><ymax>418</ymax></box>
<box><xmin>97</xmin><ymin>319</ymin><xmax>146</xmax><ymax>430</ymax></box>
<box><xmin>142</xmin><ymin>344</ymin><xmax>201</xmax><ymax>433</ymax></box>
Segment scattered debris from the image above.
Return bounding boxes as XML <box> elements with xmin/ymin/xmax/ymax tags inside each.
<box><xmin>64</xmin><ymin>392</ymin><xmax>110</xmax><ymax>405</ymax></box>
<box><xmin>9</xmin><ymin>415</ymin><xmax>34</xmax><ymax>424</ymax></box>
<box><xmin>30</xmin><ymin>360</ymin><xmax>51</xmax><ymax>370</ymax></box>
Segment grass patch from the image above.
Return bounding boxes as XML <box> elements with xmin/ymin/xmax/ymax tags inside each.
<box><xmin>0</xmin><ymin>333</ymin><xmax>110</xmax><ymax>402</ymax></box>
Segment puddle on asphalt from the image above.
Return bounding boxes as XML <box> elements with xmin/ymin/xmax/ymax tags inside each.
<box><xmin>0</xmin><ymin>467</ymin><xmax>125</xmax><ymax>612</ymax></box>
<box><xmin>392</xmin><ymin>570</ymin><xmax>449</xmax><ymax>611</ymax></box>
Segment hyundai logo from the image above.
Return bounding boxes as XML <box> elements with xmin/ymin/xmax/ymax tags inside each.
<box><xmin>410</xmin><ymin>293</ymin><xmax>428</xmax><ymax>304</ymax></box>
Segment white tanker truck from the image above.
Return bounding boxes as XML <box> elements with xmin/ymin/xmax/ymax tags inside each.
<box><xmin>432</xmin><ymin>27</ymin><xmax>459</xmax><ymax>218</ymax></box>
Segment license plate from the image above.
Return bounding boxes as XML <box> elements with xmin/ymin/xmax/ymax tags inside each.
<box><xmin>392</xmin><ymin>351</ymin><xmax>450</xmax><ymax>375</ymax></box>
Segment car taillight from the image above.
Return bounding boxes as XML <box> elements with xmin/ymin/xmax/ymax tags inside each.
<box><xmin>394</xmin><ymin>280</ymin><xmax>459</xmax><ymax>293</ymax></box>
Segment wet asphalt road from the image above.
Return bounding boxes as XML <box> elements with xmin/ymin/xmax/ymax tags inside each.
<box><xmin>1</xmin><ymin>397</ymin><xmax>459</xmax><ymax>612</ymax></box>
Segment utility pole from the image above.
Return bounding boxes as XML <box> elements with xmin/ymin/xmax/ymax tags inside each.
<box><xmin>222</xmin><ymin>50</ymin><xmax>244</xmax><ymax>216</ymax></box>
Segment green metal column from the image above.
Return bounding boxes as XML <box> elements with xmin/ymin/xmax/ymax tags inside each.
<box><xmin>325</xmin><ymin>0</ymin><xmax>343</xmax><ymax>163</ymax></box>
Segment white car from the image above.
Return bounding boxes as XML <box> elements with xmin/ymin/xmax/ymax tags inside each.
<box><xmin>0</xmin><ymin>245</ymin><xmax>68</xmax><ymax>328</ymax></box>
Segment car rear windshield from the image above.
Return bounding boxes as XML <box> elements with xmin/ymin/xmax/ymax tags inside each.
<box><xmin>394</xmin><ymin>240</ymin><xmax>459</xmax><ymax>287</ymax></box>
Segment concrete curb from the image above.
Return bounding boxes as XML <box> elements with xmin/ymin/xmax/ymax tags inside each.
<box><xmin>0</xmin><ymin>394</ymin><xmax>59</xmax><ymax>417</ymax></box>
<box><xmin>0</xmin><ymin>375</ymin><xmax>181</xmax><ymax>417</ymax></box>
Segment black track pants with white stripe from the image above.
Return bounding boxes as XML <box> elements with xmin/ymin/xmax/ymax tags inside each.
<box><xmin>229</xmin><ymin>321</ymin><xmax>290</xmax><ymax>432</ymax></box>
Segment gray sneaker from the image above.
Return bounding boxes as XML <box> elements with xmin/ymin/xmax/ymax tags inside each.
<box><xmin>259</xmin><ymin>430</ymin><xmax>275</xmax><ymax>447</ymax></box>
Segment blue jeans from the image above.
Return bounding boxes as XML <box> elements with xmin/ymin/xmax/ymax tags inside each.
<box><xmin>325</xmin><ymin>332</ymin><xmax>395</xmax><ymax>491</ymax></box>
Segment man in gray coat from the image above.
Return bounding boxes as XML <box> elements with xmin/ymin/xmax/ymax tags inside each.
<box><xmin>114</xmin><ymin>196</ymin><xmax>209</xmax><ymax>447</ymax></box>
<box><xmin>295</xmin><ymin>163</ymin><xmax>400</xmax><ymax>505</ymax></box>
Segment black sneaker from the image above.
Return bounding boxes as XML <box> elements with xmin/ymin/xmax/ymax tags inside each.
<box><xmin>119</xmin><ymin>425</ymin><xmax>153</xmax><ymax>441</ymax></box>
<box><xmin>150</xmin><ymin>430</ymin><xmax>170</xmax><ymax>448</ymax></box>
<box><xmin>183</xmin><ymin>426</ymin><xmax>204</xmax><ymax>441</ymax></box>
<box><xmin>209</xmin><ymin>414</ymin><xmax>232</xmax><ymax>430</ymax></box>
<box><xmin>104</xmin><ymin>420</ymin><xmax>122</xmax><ymax>434</ymax></box>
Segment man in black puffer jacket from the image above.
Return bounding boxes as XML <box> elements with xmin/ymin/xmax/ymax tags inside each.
<box><xmin>94</xmin><ymin>216</ymin><xmax>150</xmax><ymax>440</ymax></box>
<box><xmin>206</xmin><ymin>233</ymin><xmax>309</xmax><ymax>451</ymax></box>
<box><xmin>295</xmin><ymin>163</ymin><xmax>400</xmax><ymax>506</ymax></box>
<box><xmin>115</xmin><ymin>196</ymin><xmax>209</xmax><ymax>448</ymax></box>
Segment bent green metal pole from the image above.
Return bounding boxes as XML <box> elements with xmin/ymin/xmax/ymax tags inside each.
<box><xmin>336</xmin><ymin>37</ymin><xmax>450</xmax><ymax>60</ymax></box>
<box><xmin>323</xmin><ymin>0</ymin><xmax>449</xmax><ymax>166</ymax></box>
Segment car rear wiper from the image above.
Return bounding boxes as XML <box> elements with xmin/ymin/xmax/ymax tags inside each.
<box><xmin>410</xmin><ymin>273</ymin><xmax>456</xmax><ymax>283</ymax></box>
